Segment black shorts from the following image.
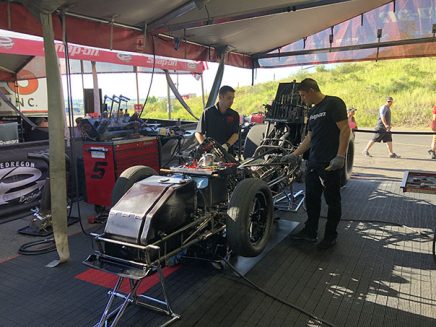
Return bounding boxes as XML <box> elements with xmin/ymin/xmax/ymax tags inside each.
<box><xmin>372</xmin><ymin>130</ymin><xmax>392</xmax><ymax>143</ymax></box>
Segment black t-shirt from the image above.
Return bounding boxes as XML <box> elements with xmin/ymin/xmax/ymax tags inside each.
<box><xmin>196</xmin><ymin>105</ymin><xmax>240</xmax><ymax>145</ymax></box>
<box><xmin>307</xmin><ymin>95</ymin><xmax>347</xmax><ymax>168</ymax></box>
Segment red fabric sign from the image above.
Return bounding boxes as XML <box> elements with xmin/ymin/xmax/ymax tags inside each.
<box><xmin>0</xmin><ymin>35</ymin><xmax>206</xmax><ymax>73</ymax></box>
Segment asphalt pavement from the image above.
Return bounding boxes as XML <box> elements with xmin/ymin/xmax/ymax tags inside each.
<box><xmin>352</xmin><ymin>129</ymin><xmax>435</xmax><ymax>180</ymax></box>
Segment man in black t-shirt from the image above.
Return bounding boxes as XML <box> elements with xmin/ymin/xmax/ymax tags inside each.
<box><xmin>195</xmin><ymin>85</ymin><xmax>240</xmax><ymax>152</ymax></box>
<box><xmin>281</xmin><ymin>78</ymin><xmax>350</xmax><ymax>250</ymax></box>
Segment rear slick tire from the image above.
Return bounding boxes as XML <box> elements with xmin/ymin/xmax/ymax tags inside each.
<box><xmin>227</xmin><ymin>178</ymin><xmax>273</xmax><ymax>257</ymax></box>
<box><xmin>111</xmin><ymin>165</ymin><xmax>156</xmax><ymax>206</ymax></box>
<box><xmin>340</xmin><ymin>136</ymin><xmax>354</xmax><ymax>186</ymax></box>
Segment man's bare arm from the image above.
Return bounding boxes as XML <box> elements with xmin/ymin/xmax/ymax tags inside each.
<box><xmin>195</xmin><ymin>132</ymin><xmax>205</xmax><ymax>144</ymax></box>
<box><xmin>292</xmin><ymin>132</ymin><xmax>312</xmax><ymax>156</ymax></box>
<box><xmin>226</xmin><ymin>133</ymin><xmax>239</xmax><ymax>146</ymax></box>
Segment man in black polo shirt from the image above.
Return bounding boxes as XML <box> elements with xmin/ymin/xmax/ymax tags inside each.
<box><xmin>281</xmin><ymin>78</ymin><xmax>350</xmax><ymax>250</ymax></box>
<box><xmin>195</xmin><ymin>85</ymin><xmax>240</xmax><ymax>152</ymax></box>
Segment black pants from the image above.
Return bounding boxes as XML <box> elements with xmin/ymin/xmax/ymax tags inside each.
<box><xmin>304</xmin><ymin>167</ymin><xmax>342</xmax><ymax>239</ymax></box>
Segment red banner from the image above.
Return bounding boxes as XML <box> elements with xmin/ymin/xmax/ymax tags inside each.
<box><xmin>0</xmin><ymin>35</ymin><xmax>206</xmax><ymax>73</ymax></box>
<box><xmin>0</xmin><ymin>2</ymin><xmax>251</xmax><ymax>69</ymax></box>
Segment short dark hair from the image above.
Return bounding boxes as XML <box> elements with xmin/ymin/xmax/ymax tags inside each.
<box><xmin>297</xmin><ymin>78</ymin><xmax>321</xmax><ymax>92</ymax></box>
<box><xmin>219</xmin><ymin>85</ymin><xmax>235</xmax><ymax>96</ymax></box>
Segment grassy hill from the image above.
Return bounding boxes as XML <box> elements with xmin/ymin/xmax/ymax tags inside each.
<box><xmin>141</xmin><ymin>58</ymin><xmax>436</xmax><ymax>128</ymax></box>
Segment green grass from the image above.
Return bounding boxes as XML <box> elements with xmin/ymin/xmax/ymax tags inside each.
<box><xmin>139</xmin><ymin>58</ymin><xmax>436</xmax><ymax>128</ymax></box>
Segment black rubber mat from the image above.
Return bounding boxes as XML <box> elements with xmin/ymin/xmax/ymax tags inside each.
<box><xmin>17</xmin><ymin>216</ymin><xmax>80</xmax><ymax>237</ymax></box>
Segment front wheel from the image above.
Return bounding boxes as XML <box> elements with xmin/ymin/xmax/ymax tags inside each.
<box><xmin>226</xmin><ymin>178</ymin><xmax>273</xmax><ymax>257</ymax></box>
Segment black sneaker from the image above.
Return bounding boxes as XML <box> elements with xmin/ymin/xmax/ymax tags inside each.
<box><xmin>317</xmin><ymin>237</ymin><xmax>337</xmax><ymax>250</ymax></box>
<box><xmin>289</xmin><ymin>229</ymin><xmax>317</xmax><ymax>242</ymax></box>
<box><xmin>389</xmin><ymin>153</ymin><xmax>400</xmax><ymax>158</ymax></box>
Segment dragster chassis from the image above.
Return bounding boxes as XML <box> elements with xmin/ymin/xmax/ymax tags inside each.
<box><xmin>83</xmin><ymin>81</ymin><xmax>315</xmax><ymax>326</ymax></box>
<box><xmin>83</xmin><ymin>136</ymin><xmax>304</xmax><ymax>327</ymax></box>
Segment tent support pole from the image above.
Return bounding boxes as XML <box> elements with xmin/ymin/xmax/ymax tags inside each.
<box><xmin>40</xmin><ymin>11</ymin><xmax>70</xmax><ymax>264</ymax></box>
<box><xmin>135</xmin><ymin>66</ymin><xmax>140</xmax><ymax>105</ymax></box>
<box><xmin>80</xmin><ymin>60</ymin><xmax>85</xmax><ymax>91</ymax></box>
<box><xmin>200</xmin><ymin>73</ymin><xmax>205</xmax><ymax>108</ymax></box>
<box><xmin>167</xmin><ymin>82</ymin><xmax>172</xmax><ymax>120</ymax></box>
<box><xmin>91</xmin><ymin>61</ymin><xmax>101</xmax><ymax>115</ymax></box>
<box><xmin>7</xmin><ymin>0</ymin><xmax>11</xmax><ymax>29</ymax></box>
<box><xmin>205</xmin><ymin>56</ymin><xmax>225</xmax><ymax>108</ymax></box>
<box><xmin>164</xmin><ymin>70</ymin><xmax>198</xmax><ymax>120</ymax></box>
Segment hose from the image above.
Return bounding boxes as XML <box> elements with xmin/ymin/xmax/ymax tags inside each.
<box><xmin>138</xmin><ymin>36</ymin><xmax>156</xmax><ymax>118</ymax></box>
<box><xmin>18</xmin><ymin>238</ymin><xmax>56</xmax><ymax>255</ymax></box>
<box><xmin>222</xmin><ymin>258</ymin><xmax>336</xmax><ymax>327</ymax></box>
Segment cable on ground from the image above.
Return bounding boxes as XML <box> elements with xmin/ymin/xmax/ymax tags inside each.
<box><xmin>18</xmin><ymin>238</ymin><xmax>56</xmax><ymax>255</ymax></box>
<box><xmin>222</xmin><ymin>258</ymin><xmax>336</xmax><ymax>327</ymax></box>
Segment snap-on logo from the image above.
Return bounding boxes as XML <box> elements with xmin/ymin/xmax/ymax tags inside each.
<box><xmin>117</xmin><ymin>53</ymin><xmax>132</xmax><ymax>62</ymax></box>
<box><xmin>55</xmin><ymin>43</ymin><xmax>99</xmax><ymax>57</ymax></box>
<box><xmin>0</xmin><ymin>36</ymin><xmax>14</xmax><ymax>49</ymax></box>
<box><xmin>309</xmin><ymin>112</ymin><xmax>326</xmax><ymax>120</ymax></box>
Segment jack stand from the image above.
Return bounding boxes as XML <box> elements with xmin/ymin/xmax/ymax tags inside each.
<box><xmin>93</xmin><ymin>263</ymin><xmax>180</xmax><ymax>327</ymax></box>
<box><xmin>30</xmin><ymin>207</ymin><xmax>52</xmax><ymax>232</ymax></box>
<box><xmin>273</xmin><ymin>185</ymin><xmax>305</xmax><ymax>212</ymax></box>
<box><xmin>18</xmin><ymin>206</ymin><xmax>79</xmax><ymax>237</ymax></box>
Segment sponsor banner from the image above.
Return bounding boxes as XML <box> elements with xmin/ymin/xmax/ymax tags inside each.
<box><xmin>0</xmin><ymin>2</ymin><xmax>251</xmax><ymax>69</ymax></box>
<box><xmin>0</xmin><ymin>145</ymin><xmax>49</xmax><ymax>217</ymax></box>
<box><xmin>0</xmin><ymin>35</ymin><xmax>206</xmax><ymax>73</ymax></box>
<box><xmin>0</xmin><ymin>122</ymin><xmax>18</xmax><ymax>146</ymax></box>
<box><xmin>0</xmin><ymin>73</ymin><xmax>48</xmax><ymax>115</ymax></box>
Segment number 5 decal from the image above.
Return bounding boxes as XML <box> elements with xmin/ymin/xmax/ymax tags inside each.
<box><xmin>91</xmin><ymin>161</ymin><xmax>107</xmax><ymax>179</ymax></box>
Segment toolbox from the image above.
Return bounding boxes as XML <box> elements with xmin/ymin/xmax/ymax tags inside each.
<box><xmin>83</xmin><ymin>137</ymin><xmax>160</xmax><ymax>206</ymax></box>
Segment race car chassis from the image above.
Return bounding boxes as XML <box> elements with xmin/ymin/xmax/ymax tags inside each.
<box><xmin>84</xmin><ymin>206</ymin><xmax>228</xmax><ymax>327</ymax></box>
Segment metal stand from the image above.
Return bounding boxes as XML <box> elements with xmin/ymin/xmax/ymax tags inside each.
<box><xmin>273</xmin><ymin>185</ymin><xmax>304</xmax><ymax>212</ymax></box>
<box><xmin>94</xmin><ymin>263</ymin><xmax>180</xmax><ymax>327</ymax></box>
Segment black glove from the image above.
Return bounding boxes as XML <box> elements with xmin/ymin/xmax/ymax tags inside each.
<box><xmin>280</xmin><ymin>153</ymin><xmax>300</xmax><ymax>166</ymax></box>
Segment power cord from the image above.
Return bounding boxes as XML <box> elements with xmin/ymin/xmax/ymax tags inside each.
<box><xmin>138</xmin><ymin>35</ymin><xmax>156</xmax><ymax>118</ymax></box>
<box><xmin>162</xmin><ymin>136</ymin><xmax>183</xmax><ymax>167</ymax></box>
<box><xmin>221</xmin><ymin>258</ymin><xmax>336</xmax><ymax>327</ymax></box>
<box><xmin>18</xmin><ymin>238</ymin><xmax>56</xmax><ymax>255</ymax></box>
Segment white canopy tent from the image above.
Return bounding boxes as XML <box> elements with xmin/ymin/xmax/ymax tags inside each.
<box><xmin>1</xmin><ymin>0</ymin><xmax>433</xmax><ymax>264</ymax></box>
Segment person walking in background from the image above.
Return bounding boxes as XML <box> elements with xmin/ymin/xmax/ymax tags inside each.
<box><xmin>362</xmin><ymin>96</ymin><xmax>400</xmax><ymax>158</ymax></box>
<box><xmin>429</xmin><ymin>105</ymin><xmax>436</xmax><ymax>159</ymax></box>
<box><xmin>347</xmin><ymin>108</ymin><xmax>358</xmax><ymax>130</ymax></box>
